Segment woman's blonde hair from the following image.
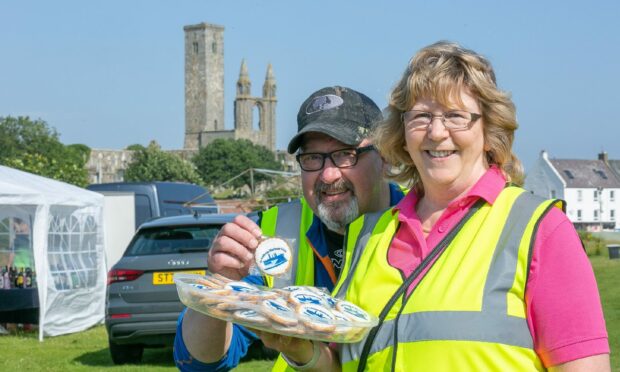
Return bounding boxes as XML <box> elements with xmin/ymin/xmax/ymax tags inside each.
<box><xmin>375</xmin><ymin>41</ymin><xmax>524</xmax><ymax>193</ymax></box>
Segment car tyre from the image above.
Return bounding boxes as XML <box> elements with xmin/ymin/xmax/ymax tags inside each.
<box><xmin>109</xmin><ymin>339</ymin><xmax>144</xmax><ymax>364</ymax></box>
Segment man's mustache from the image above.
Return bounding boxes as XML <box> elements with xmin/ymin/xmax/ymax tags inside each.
<box><xmin>315</xmin><ymin>179</ymin><xmax>354</xmax><ymax>200</ymax></box>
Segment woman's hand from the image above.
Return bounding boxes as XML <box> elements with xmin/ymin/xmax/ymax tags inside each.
<box><xmin>250</xmin><ymin>328</ymin><xmax>342</xmax><ymax>371</ymax></box>
<box><xmin>251</xmin><ymin>328</ymin><xmax>315</xmax><ymax>364</ymax></box>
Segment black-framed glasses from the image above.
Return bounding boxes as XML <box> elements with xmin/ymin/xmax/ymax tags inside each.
<box><xmin>401</xmin><ymin>110</ymin><xmax>481</xmax><ymax>130</ymax></box>
<box><xmin>296</xmin><ymin>145</ymin><xmax>376</xmax><ymax>172</ymax></box>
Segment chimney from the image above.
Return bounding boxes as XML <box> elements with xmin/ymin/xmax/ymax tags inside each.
<box><xmin>598</xmin><ymin>151</ymin><xmax>608</xmax><ymax>163</ymax></box>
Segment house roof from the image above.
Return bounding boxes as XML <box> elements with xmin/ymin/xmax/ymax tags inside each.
<box><xmin>549</xmin><ymin>158</ymin><xmax>620</xmax><ymax>188</ymax></box>
<box><xmin>608</xmin><ymin>160</ymin><xmax>620</xmax><ymax>181</ymax></box>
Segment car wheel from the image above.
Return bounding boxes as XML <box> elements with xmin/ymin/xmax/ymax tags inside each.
<box><xmin>109</xmin><ymin>339</ymin><xmax>144</xmax><ymax>364</ymax></box>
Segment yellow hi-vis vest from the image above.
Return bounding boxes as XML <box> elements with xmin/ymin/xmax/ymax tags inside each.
<box><xmin>258</xmin><ymin>199</ymin><xmax>318</xmax><ymax>372</ymax></box>
<box><xmin>334</xmin><ymin>186</ymin><xmax>564</xmax><ymax>372</ymax></box>
<box><xmin>259</xmin><ymin>198</ymin><xmax>316</xmax><ymax>289</ymax></box>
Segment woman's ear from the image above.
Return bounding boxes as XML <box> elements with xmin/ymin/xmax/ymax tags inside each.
<box><xmin>483</xmin><ymin>141</ymin><xmax>491</xmax><ymax>152</ymax></box>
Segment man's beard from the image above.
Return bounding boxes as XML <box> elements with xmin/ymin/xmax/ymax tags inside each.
<box><xmin>315</xmin><ymin>179</ymin><xmax>359</xmax><ymax>232</ymax></box>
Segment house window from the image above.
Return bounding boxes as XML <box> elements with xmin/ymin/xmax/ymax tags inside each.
<box><xmin>594</xmin><ymin>190</ymin><xmax>599</xmax><ymax>202</ymax></box>
<box><xmin>550</xmin><ymin>190</ymin><xmax>556</xmax><ymax>198</ymax></box>
<box><xmin>611</xmin><ymin>190</ymin><xmax>615</xmax><ymax>202</ymax></box>
<box><xmin>577</xmin><ymin>210</ymin><xmax>582</xmax><ymax>221</ymax></box>
<box><xmin>594</xmin><ymin>210</ymin><xmax>599</xmax><ymax>221</ymax></box>
<box><xmin>577</xmin><ymin>190</ymin><xmax>582</xmax><ymax>202</ymax></box>
<box><xmin>611</xmin><ymin>210</ymin><xmax>616</xmax><ymax>221</ymax></box>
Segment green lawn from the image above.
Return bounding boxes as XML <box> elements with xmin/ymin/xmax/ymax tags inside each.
<box><xmin>0</xmin><ymin>255</ymin><xmax>617</xmax><ymax>371</ymax></box>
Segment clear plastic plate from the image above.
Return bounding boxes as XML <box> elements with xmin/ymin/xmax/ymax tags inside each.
<box><xmin>174</xmin><ymin>273</ymin><xmax>378</xmax><ymax>343</ymax></box>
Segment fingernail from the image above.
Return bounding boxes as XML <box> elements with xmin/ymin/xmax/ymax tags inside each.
<box><xmin>253</xmin><ymin>229</ymin><xmax>262</xmax><ymax>237</ymax></box>
<box><xmin>249</xmin><ymin>238</ymin><xmax>258</xmax><ymax>247</ymax></box>
<box><xmin>246</xmin><ymin>253</ymin><xmax>253</xmax><ymax>261</ymax></box>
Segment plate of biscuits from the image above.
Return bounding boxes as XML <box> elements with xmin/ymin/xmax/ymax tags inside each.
<box><xmin>174</xmin><ymin>272</ymin><xmax>378</xmax><ymax>343</ymax></box>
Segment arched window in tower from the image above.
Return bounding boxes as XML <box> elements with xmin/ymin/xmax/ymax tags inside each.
<box><xmin>252</xmin><ymin>104</ymin><xmax>261</xmax><ymax>132</ymax></box>
<box><xmin>193</xmin><ymin>42</ymin><xmax>199</xmax><ymax>54</ymax></box>
<box><xmin>212</xmin><ymin>41</ymin><xmax>217</xmax><ymax>53</ymax></box>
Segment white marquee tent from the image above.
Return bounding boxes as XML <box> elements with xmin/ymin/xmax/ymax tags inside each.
<box><xmin>0</xmin><ymin>166</ymin><xmax>106</xmax><ymax>340</ymax></box>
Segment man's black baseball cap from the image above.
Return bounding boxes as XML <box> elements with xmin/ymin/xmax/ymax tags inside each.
<box><xmin>287</xmin><ymin>86</ymin><xmax>382</xmax><ymax>154</ymax></box>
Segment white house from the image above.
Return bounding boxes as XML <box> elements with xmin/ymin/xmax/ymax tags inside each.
<box><xmin>525</xmin><ymin>151</ymin><xmax>620</xmax><ymax>231</ymax></box>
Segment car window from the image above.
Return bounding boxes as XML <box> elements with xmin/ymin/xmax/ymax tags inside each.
<box><xmin>135</xmin><ymin>194</ymin><xmax>153</xmax><ymax>227</ymax></box>
<box><xmin>124</xmin><ymin>225</ymin><xmax>221</xmax><ymax>256</ymax></box>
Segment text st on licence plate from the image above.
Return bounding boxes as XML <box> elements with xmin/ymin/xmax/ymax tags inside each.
<box><xmin>153</xmin><ymin>270</ymin><xmax>206</xmax><ymax>285</ymax></box>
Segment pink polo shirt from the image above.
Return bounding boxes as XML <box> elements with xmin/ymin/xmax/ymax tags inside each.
<box><xmin>388</xmin><ymin>166</ymin><xmax>609</xmax><ymax>367</ymax></box>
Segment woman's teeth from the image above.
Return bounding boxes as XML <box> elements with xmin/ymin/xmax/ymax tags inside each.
<box><xmin>428</xmin><ymin>150</ymin><xmax>454</xmax><ymax>158</ymax></box>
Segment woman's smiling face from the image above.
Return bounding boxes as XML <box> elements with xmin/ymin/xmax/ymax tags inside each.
<box><xmin>403</xmin><ymin>88</ymin><xmax>489</xmax><ymax>194</ymax></box>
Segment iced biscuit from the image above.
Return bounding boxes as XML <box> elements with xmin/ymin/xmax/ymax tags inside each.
<box><xmin>225</xmin><ymin>281</ymin><xmax>268</xmax><ymax>301</ymax></box>
<box><xmin>281</xmin><ymin>285</ymin><xmax>305</xmax><ymax>293</ymax></box>
<box><xmin>225</xmin><ymin>281</ymin><xmax>260</xmax><ymax>293</ymax></box>
<box><xmin>261</xmin><ymin>298</ymin><xmax>298</xmax><ymax>327</ymax></box>
<box><xmin>272</xmin><ymin>322</ymin><xmax>305</xmax><ymax>336</ymax></box>
<box><xmin>331</xmin><ymin>310</ymin><xmax>356</xmax><ymax>339</ymax></box>
<box><xmin>197</xmin><ymin>277</ymin><xmax>224</xmax><ymax>289</ymax></box>
<box><xmin>206</xmin><ymin>306</ymin><xmax>233</xmax><ymax>320</ymax></box>
<box><xmin>298</xmin><ymin>304</ymin><xmax>336</xmax><ymax>332</ymax></box>
<box><xmin>255</xmin><ymin>237</ymin><xmax>292</xmax><ymax>276</ymax></box>
<box><xmin>211</xmin><ymin>273</ymin><xmax>233</xmax><ymax>284</ymax></box>
<box><xmin>233</xmin><ymin>309</ymin><xmax>270</xmax><ymax>327</ymax></box>
<box><xmin>335</xmin><ymin>300</ymin><xmax>371</xmax><ymax>323</ymax></box>
<box><xmin>288</xmin><ymin>289</ymin><xmax>326</xmax><ymax>307</ymax></box>
<box><xmin>215</xmin><ymin>298</ymin><xmax>246</xmax><ymax>311</ymax></box>
<box><xmin>197</xmin><ymin>288</ymin><xmax>232</xmax><ymax>305</ymax></box>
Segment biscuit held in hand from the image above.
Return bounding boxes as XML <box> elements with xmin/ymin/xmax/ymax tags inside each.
<box><xmin>254</xmin><ymin>237</ymin><xmax>293</xmax><ymax>277</ymax></box>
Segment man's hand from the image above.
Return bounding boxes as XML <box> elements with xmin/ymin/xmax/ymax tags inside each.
<box><xmin>207</xmin><ymin>215</ymin><xmax>263</xmax><ymax>280</ymax></box>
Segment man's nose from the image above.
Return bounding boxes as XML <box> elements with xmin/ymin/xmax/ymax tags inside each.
<box><xmin>319</xmin><ymin>157</ymin><xmax>343</xmax><ymax>184</ymax></box>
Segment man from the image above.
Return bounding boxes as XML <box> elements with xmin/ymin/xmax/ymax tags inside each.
<box><xmin>174</xmin><ymin>86</ymin><xmax>405</xmax><ymax>371</ymax></box>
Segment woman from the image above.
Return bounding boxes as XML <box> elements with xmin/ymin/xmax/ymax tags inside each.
<box><xmin>331</xmin><ymin>41</ymin><xmax>610</xmax><ymax>371</ymax></box>
<box><xmin>267</xmin><ymin>41</ymin><xmax>610</xmax><ymax>371</ymax></box>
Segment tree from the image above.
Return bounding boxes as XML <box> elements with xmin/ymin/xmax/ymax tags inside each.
<box><xmin>0</xmin><ymin>116</ymin><xmax>90</xmax><ymax>187</ymax></box>
<box><xmin>124</xmin><ymin>141</ymin><xmax>203</xmax><ymax>184</ymax></box>
<box><xmin>192</xmin><ymin>138</ymin><xmax>283</xmax><ymax>189</ymax></box>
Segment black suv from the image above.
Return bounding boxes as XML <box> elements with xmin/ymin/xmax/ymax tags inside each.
<box><xmin>105</xmin><ymin>213</ymin><xmax>237</xmax><ymax>364</ymax></box>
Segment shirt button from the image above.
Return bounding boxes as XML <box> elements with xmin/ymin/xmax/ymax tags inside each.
<box><xmin>438</xmin><ymin>225</ymin><xmax>446</xmax><ymax>233</ymax></box>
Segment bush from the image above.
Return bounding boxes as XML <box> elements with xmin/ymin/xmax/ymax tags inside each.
<box><xmin>577</xmin><ymin>230</ymin><xmax>606</xmax><ymax>256</ymax></box>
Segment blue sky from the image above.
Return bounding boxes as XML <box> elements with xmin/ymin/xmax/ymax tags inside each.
<box><xmin>1</xmin><ymin>0</ymin><xmax>619</xmax><ymax>171</ymax></box>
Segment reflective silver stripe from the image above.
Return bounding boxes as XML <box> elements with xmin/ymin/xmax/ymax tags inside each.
<box><xmin>272</xmin><ymin>200</ymin><xmax>302</xmax><ymax>288</ymax></box>
<box><xmin>341</xmin><ymin>191</ymin><xmax>546</xmax><ymax>364</ymax></box>
<box><xmin>334</xmin><ymin>209</ymin><xmax>387</xmax><ymax>299</ymax></box>
<box><xmin>482</xmin><ymin>192</ymin><xmax>544</xmax><ymax>313</ymax></box>
<box><xmin>342</xmin><ymin>311</ymin><xmax>533</xmax><ymax>362</ymax></box>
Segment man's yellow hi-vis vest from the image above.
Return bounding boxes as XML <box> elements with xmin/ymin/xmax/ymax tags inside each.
<box><xmin>259</xmin><ymin>198</ymin><xmax>316</xmax><ymax>289</ymax></box>
<box><xmin>258</xmin><ymin>199</ymin><xmax>317</xmax><ymax>372</ymax></box>
<box><xmin>334</xmin><ymin>186</ymin><xmax>564</xmax><ymax>371</ymax></box>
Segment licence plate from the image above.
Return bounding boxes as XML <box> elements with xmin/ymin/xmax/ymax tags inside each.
<box><xmin>153</xmin><ymin>270</ymin><xmax>206</xmax><ymax>285</ymax></box>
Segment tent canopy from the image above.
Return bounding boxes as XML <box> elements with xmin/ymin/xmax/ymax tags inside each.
<box><xmin>0</xmin><ymin>166</ymin><xmax>106</xmax><ymax>340</ymax></box>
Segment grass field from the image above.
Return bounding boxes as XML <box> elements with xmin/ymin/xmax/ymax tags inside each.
<box><xmin>0</xmin><ymin>255</ymin><xmax>617</xmax><ymax>371</ymax></box>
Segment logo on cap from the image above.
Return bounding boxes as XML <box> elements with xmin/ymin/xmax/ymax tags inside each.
<box><xmin>306</xmin><ymin>94</ymin><xmax>344</xmax><ymax>115</ymax></box>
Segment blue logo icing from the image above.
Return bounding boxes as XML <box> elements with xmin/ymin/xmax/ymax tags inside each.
<box><xmin>267</xmin><ymin>300</ymin><xmax>291</xmax><ymax>313</ymax></box>
<box><xmin>229</xmin><ymin>284</ymin><xmax>256</xmax><ymax>293</ymax></box>
<box><xmin>260</xmin><ymin>247</ymin><xmax>289</xmax><ymax>270</ymax></box>
<box><xmin>342</xmin><ymin>303</ymin><xmax>368</xmax><ymax>320</ymax></box>
<box><xmin>295</xmin><ymin>294</ymin><xmax>322</xmax><ymax>305</ymax></box>
<box><xmin>303</xmin><ymin>307</ymin><xmax>331</xmax><ymax>320</ymax></box>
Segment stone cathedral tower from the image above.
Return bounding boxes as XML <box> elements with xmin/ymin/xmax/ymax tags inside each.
<box><xmin>184</xmin><ymin>23</ymin><xmax>225</xmax><ymax>149</ymax></box>
<box><xmin>183</xmin><ymin>22</ymin><xmax>277</xmax><ymax>152</ymax></box>
<box><xmin>86</xmin><ymin>22</ymin><xmax>281</xmax><ymax>184</ymax></box>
